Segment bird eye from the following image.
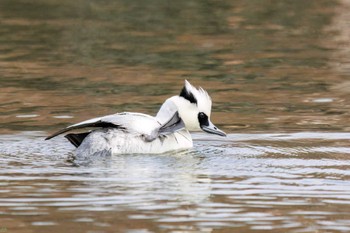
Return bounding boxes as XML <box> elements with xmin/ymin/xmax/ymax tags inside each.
<box><xmin>198</xmin><ymin>112</ymin><xmax>209</xmax><ymax>127</ymax></box>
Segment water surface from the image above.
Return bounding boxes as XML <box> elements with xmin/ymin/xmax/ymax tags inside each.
<box><xmin>1</xmin><ymin>0</ymin><xmax>350</xmax><ymax>232</ymax></box>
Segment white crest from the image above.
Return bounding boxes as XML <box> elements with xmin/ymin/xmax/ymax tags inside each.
<box><xmin>156</xmin><ymin>80</ymin><xmax>224</xmax><ymax>134</ymax></box>
<box><xmin>182</xmin><ymin>80</ymin><xmax>212</xmax><ymax>116</ymax></box>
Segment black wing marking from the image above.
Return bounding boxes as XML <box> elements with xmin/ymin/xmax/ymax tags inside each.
<box><xmin>65</xmin><ymin>132</ymin><xmax>91</xmax><ymax>148</ymax></box>
<box><xmin>45</xmin><ymin>121</ymin><xmax>120</xmax><ymax>140</ymax></box>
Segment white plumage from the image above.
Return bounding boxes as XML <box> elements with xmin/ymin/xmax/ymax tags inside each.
<box><xmin>46</xmin><ymin>80</ymin><xmax>225</xmax><ymax>156</ymax></box>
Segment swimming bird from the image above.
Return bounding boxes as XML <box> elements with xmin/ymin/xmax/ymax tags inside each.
<box><xmin>45</xmin><ymin>80</ymin><xmax>226</xmax><ymax>156</ymax></box>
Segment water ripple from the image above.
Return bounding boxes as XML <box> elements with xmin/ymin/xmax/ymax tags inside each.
<box><xmin>0</xmin><ymin>132</ymin><xmax>350</xmax><ymax>232</ymax></box>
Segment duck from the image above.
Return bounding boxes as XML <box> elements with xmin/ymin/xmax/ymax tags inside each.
<box><xmin>45</xmin><ymin>80</ymin><xmax>226</xmax><ymax>156</ymax></box>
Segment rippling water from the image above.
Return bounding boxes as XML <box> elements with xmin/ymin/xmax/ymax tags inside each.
<box><xmin>1</xmin><ymin>132</ymin><xmax>350</xmax><ymax>232</ymax></box>
<box><xmin>1</xmin><ymin>0</ymin><xmax>350</xmax><ymax>232</ymax></box>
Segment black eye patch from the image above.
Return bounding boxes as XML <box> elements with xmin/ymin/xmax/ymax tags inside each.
<box><xmin>198</xmin><ymin>112</ymin><xmax>209</xmax><ymax>126</ymax></box>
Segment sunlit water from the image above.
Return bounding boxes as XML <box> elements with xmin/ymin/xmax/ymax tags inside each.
<box><xmin>1</xmin><ymin>0</ymin><xmax>350</xmax><ymax>232</ymax></box>
<box><xmin>1</xmin><ymin>132</ymin><xmax>350</xmax><ymax>232</ymax></box>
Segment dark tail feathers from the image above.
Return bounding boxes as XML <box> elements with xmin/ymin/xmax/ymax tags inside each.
<box><xmin>65</xmin><ymin>132</ymin><xmax>90</xmax><ymax>148</ymax></box>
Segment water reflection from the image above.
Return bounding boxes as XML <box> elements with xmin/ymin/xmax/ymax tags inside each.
<box><xmin>1</xmin><ymin>0</ymin><xmax>349</xmax><ymax>134</ymax></box>
<box><xmin>1</xmin><ymin>132</ymin><xmax>350</xmax><ymax>232</ymax></box>
<box><xmin>1</xmin><ymin>0</ymin><xmax>350</xmax><ymax>232</ymax></box>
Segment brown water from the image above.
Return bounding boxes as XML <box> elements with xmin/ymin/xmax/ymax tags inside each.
<box><xmin>1</xmin><ymin>0</ymin><xmax>350</xmax><ymax>232</ymax></box>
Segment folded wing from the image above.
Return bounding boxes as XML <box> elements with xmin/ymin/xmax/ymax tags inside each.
<box><xmin>46</xmin><ymin>112</ymin><xmax>160</xmax><ymax>141</ymax></box>
<box><xmin>45</xmin><ymin>114</ymin><xmax>121</xmax><ymax>140</ymax></box>
<box><xmin>46</xmin><ymin>110</ymin><xmax>186</xmax><ymax>146</ymax></box>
